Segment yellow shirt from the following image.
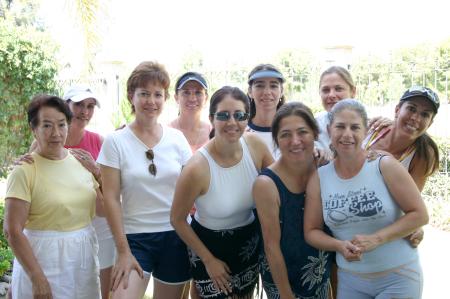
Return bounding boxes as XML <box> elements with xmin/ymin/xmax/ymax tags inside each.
<box><xmin>6</xmin><ymin>152</ymin><xmax>98</xmax><ymax>231</ymax></box>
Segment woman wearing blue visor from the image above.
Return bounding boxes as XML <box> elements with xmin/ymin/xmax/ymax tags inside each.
<box><xmin>246</xmin><ymin>64</ymin><xmax>286</xmax><ymax>159</ymax></box>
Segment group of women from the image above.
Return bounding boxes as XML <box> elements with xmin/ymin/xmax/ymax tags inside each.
<box><xmin>3</xmin><ymin>61</ymin><xmax>440</xmax><ymax>299</ymax></box>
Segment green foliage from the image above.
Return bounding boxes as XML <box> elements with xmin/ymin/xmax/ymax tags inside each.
<box><xmin>276</xmin><ymin>49</ymin><xmax>321</xmax><ymax>103</ymax></box>
<box><xmin>435</xmin><ymin>137</ymin><xmax>450</xmax><ymax>173</ymax></box>
<box><xmin>180</xmin><ymin>49</ymin><xmax>204</xmax><ymax>73</ymax></box>
<box><xmin>1</xmin><ymin>0</ymin><xmax>44</xmax><ymax>30</ymax></box>
<box><xmin>0</xmin><ymin>203</ymin><xmax>14</xmax><ymax>276</ymax></box>
<box><xmin>111</xmin><ymin>95</ymin><xmax>133</xmax><ymax>129</ymax></box>
<box><xmin>0</xmin><ymin>20</ymin><xmax>58</xmax><ymax>178</ymax></box>
<box><xmin>423</xmin><ymin>174</ymin><xmax>450</xmax><ymax>232</ymax></box>
<box><xmin>111</xmin><ymin>74</ymin><xmax>133</xmax><ymax>129</ymax></box>
<box><xmin>422</xmin><ymin>138</ymin><xmax>450</xmax><ymax>232</ymax></box>
<box><xmin>352</xmin><ymin>39</ymin><xmax>450</xmax><ymax>106</ymax></box>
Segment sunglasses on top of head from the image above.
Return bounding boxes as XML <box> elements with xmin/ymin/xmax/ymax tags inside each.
<box><xmin>211</xmin><ymin>111</ymin><xmax>250</xmax><ymax>122</ymax></box>
<box><xmin>407</xmin><ymin>86</ymin><xmax>439</xmax><ymax>106</ymax></box>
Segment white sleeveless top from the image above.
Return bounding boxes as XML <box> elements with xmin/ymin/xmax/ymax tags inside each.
<box><xmin>363</xmin><ymin>130</ymin><xmax>416</xmax><ymax>171</ymax></box>
<box><xmin>194</xmin><ymin>138</ymin><xmax>258</xmax><ymax>230</ymax></box>
<box><xmin>400</xmin><ymin>149</ymin><xmax>416</xmax><ymax>171</ymax></box>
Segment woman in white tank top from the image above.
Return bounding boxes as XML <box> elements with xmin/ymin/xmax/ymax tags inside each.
<box><xmin>171</xmin><ymin>86</ymin><xmax>273</xmax><ymax>299</ymax></box>
<box><xmin>364</xmin><ymin>86</ymin><xmax>440</xmax><ymax>191</ymax></box>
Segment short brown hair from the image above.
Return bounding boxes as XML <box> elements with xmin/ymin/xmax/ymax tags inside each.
<box><xmin>126</xmin><ymin>61</ymin><xmax>170</xmax><ymax>112</ymax></box>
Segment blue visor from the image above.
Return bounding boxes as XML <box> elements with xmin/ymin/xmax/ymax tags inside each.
<box><xmin>248</xmin><ymin>70</ymin><xmax>285</xmax><ymax>83</ymax></box>
<box><xmin>176</xmin><ymin>74</ymin><xmax>208</xmax><ymax>90</ymax></box>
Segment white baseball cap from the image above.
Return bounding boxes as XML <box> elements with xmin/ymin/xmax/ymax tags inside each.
<box><xmin>63</xmin><ymin>85</ymin><xmax>100</xmax><ymax>107</ymax></box>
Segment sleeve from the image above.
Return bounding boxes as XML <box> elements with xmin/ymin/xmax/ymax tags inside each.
<box><xmin>91</xmin><ymin>131</ymin><xmax>103</xmax><ymax>157</ymax></box>
<box><xmin>97</xmin><ymin>133</ymin><xmax>121</xmax><ymax>170</ymax></box>
<box><xmin>92</xmin><ymin>173</ymin><xmax>100</xmax><ymax>189</ymax></box>
<box><xmin>5</xmin><ymin>165</ymin><xmax>33</xmax><ymax>203</ymax></box>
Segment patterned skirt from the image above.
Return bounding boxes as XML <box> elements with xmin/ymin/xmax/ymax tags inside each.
<box><xmin>189</xmin><ymin>218</ymin><xmax>260</xmax><ymax>299</ymax></box>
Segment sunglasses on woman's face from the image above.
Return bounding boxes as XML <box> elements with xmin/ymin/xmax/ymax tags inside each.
<box><xmin>146</xmin><ymin>149</ymin><xmax>157</xmax><ymax>176</ymax></box>
<box><xmin>212</xmin><ymin>111</ymin><xmax>249</xmax><ymax>122</ymax></box>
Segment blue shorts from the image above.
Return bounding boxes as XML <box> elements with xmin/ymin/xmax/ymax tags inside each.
<box><xmin>337</xmin><ymin>259</ymin><xmax>423</xmax><ymax>299</ymax></box>
<box><xmin>126</xmin><ymin>230</ymin><xmax>191</xmax><ymax>284</ymax></box>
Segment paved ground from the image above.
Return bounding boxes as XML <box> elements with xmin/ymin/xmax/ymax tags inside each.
<box><xmin>419</xmin><ymin>225</ymin><xmax>450</xmax><ymax>298</ymax></box>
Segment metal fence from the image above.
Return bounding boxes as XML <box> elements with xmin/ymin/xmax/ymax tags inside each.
<box><xmin>57</xmin><ymin>67</ymin><xmax>450</xmax><ymax>173</ymax></box>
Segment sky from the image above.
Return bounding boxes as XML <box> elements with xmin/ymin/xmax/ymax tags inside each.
<box><xmin>39</xmin><ymin>0</ymin><xmax>450</xmax><ymax>74</ymax></box>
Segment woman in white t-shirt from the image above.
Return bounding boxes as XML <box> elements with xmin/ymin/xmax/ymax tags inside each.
<box><xmin>315</xmin><ymin>66</ymin><xmax>357</xmax><ymax>158</ymax></box>
<box><xmin>98</xmin><ymin>61</ymin><xmax>192</xmax><ymax>299</ymax></box>
<box><xmin>316</xmin><ymin>66</ymin><xmax>390</xmax><ymax>159</ymax></box>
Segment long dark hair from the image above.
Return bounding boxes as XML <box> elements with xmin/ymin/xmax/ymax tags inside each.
<box><xmin>208</xmin><ymin>86</ymin><xmax>250</xmax><ymax>139</ymax></box>
<box><xmin>396</xmin><ymin>101</ymin><xmax>439</xmax><ymax>177</ymax></box>
<box><xmin>247</xmin><ymin>64</ymin><xmax>286</xmax><ymax>121</ymax></box>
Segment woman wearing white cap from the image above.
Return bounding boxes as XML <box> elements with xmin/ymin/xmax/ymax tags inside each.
<box><xmin>62</xmin><ymin>84</ymin><xmax>116</xmax><ymax>299</ymax></box>
<box><xmin>169</xmin><ymin>72</ymin><xmax>211</xmax><ymax>153</ymax></box>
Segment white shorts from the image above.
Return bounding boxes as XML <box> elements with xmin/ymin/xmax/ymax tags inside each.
<box><xmin>11</xmin><ymin>225</ymin><xmax>100</xmax><ymax>299</ymax></box>
<box><xmin>98</xmin><ymin>237</ymin><xmax>115</xmax><ymax>269</ymax></box>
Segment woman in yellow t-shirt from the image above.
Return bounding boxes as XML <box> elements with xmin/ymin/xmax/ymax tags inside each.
<box><xmin>4</xmin><ymin>95</ymin><xmax>103</xmax><ymax>299</ymax></box>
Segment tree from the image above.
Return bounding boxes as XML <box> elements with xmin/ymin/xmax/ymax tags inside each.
<box><xmin>0</xmin><ymin>20</ymin><xmax>58</xmax><ymax>177</ymax></box>
<box><xmin>3</xmin><ymin>0</ymin><xmax>107</xmax><ymax>76</ymax></box>
<box><xmin>0</xmin><ymin>0</ymin><xmax>43</xmax><ymax>29</ymax></box>
<box><xmin>67</xmin><ymin>0</ymin><xmax>103</xmax><ymax>75</ymax></box>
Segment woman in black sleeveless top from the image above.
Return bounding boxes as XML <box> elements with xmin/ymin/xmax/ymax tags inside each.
<box><xmin>253</xmin><ymin>102</ymin><xmax>333</xmax><ymax>299</ymax></box>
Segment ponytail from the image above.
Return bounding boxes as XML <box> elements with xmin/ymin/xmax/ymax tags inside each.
<box><xmin>413</xmin><ymin>133</ymin><xmax>440</xmax><ymax>177</ymax></box>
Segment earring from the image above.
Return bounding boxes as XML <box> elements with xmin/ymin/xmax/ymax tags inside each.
<box><xmin>329</xmin><ymin>144</ymin><xmax>337</xmax><ymax>158</ymax></box>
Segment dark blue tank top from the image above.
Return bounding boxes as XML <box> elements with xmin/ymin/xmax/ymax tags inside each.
<box><xmin>259</xmin><ymin>168</ymin><xmax>332</xmax><ymax>299</ymax></box>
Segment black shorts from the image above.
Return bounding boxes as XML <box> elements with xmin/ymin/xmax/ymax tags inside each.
<box><xmin>189</xmin><ymin>218</ymin><xmax>260</xmax><ymax>298</ymax></box>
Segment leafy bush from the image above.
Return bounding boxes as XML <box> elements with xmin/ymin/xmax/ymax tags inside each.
<box><xmin>435</xmin><ymin>137</ymin><xmax>450</xmax><ymax>174</ymax></box>
<box><xmin>422</xmin><ymin>137</ymin><xmax>450</xmax><ymax>232</ymax></box>
<box><xmin>0</xmin><ymin>203</ymin><xmax>14</xmax><ymax>277</ymax></box>
<box><xmin>0</xmin><ymin>20</ymin><xmax>58</xmax><ymax>178</ymax></box>
<box><xmin>423</xmin><ymin>174</ymin><xmax>450</xmax><ymax>232</ymax></box>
